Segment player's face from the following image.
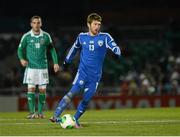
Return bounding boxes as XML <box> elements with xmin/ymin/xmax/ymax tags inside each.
<box><xmin>31</xmin><ymin>18</ymin><xmax>42</xmax><ymax>32</ymax></box>
<box><xmin>88</xmin><ymin>20</ymin><xmax>101</xmax><ymax>36</ymax></box>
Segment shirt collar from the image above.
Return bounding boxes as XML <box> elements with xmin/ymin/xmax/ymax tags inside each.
<box><xmin>30</xmin><ymin>29</ymin><xmax>43</xmax><ymax>37</ymax></box>
<box><xmin>88</xmin><ymin>31</ymin><xmax>100</xmax><ymax>37</ymax></box>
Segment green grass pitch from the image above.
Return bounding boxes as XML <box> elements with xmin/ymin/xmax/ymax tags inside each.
<box><xmin>0</xmin><ymin>108</ymin><xmax>180</xmax><ymax>136</ymax></box>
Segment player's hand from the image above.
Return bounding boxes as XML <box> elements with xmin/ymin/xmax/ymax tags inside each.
<box><xmin>61</xmin><ymin>61</ymin><xmax>69</xmax><ymax>71</ymax></box>
<box><xmin>20</xmin><ymin>59</ymin><xmax>28</xmax><ymax>67</ymax></box>
<box><xmin>54</xmin><ymin>64</ymin><xmax>60</xmax><ymax>73</ymax></box>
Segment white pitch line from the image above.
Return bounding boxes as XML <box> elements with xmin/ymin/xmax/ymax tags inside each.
<box><xmin>0</xmin><ymin>120</ymin><xmax>180</xmax><ymax>126</ymax></box>
<box><xmin>83</xmin><ymin>120</ymin><xmax>180</xmax><ymax>124</ymax></box>
<box><xmin>0</xmin><ymin>122</ymin><xmax>47</xmax><ymax>125</ymax></box>
<box><xmin>0</xmin><ymin>118</ymin><xmax>34</xmax><ymax>121</ymax></box>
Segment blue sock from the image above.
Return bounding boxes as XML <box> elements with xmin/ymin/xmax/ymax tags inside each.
<box><xmin>54</xmin><ymin>86</ymin><xmax>80</xmax><ymax>118</ymax></box>
<box><xmin>74</xmin><ymin>110</ymin><xmax>84</xmax><ymax>120</ymax></box>
<box><xmin>74</xmin><ymin>100</ymin><xmax>88</xmax><ymax>120</ymax></box>
<box><xmin>54</xmin><ymin>96</ymin><xmax>70</xmax><ymax>117</ymax></box>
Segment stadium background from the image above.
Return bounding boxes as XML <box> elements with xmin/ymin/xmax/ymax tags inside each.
<box><xmin>0</xmin><ymin>0</ymin><xmax>180</xmax><ymax>112</ymax></box>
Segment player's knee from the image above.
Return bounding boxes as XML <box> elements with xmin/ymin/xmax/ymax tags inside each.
<box><xmin>63</xmin><ymin>91</ymin><xmax>77</xmax><ymax>103</ymax></box>
<box><xmin>63</xmin><ymin>95</ymin><xmax>71</xmax><ymax>103</ymax></box>
<box><xmin>39</xmin><ymin>85</ymin><xmax>47</xmax><ymax>93</ymax></box>
<box><xmin>67</xmin><ymin>91</ymin><xmax>77</xmax><ymax>98</ymax></box>
<box><xmin>28</xmin><ymin>88</ymin><xmax>35</xmax><ymax>92</ymax></box>
<box><xmin>28</xmin><ymin>84</ymin><xmax>36</xmax><ymax>92</ymax></box>
<box><xmin>39</xmin><ymin>88</ymin><xmax>46</xmax><ymax>93</ymax></box>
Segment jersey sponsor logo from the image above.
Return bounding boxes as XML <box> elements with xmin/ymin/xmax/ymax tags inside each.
<box><xmin>98</xmin><ymin>40</ymin><xmax>103</xmax><ymax>47</ymax></box>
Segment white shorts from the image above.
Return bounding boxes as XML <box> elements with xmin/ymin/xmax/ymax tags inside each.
<box><xmin>23</xmin><ymin>68</ymin><xmax>49</xmax><ymax>85</ymax></box>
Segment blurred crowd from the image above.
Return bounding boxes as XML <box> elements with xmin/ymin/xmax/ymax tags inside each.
<box><xmin>0</xmin><ymin>24</ymin><xmax>179</xmax><ymax>96</ymax></box>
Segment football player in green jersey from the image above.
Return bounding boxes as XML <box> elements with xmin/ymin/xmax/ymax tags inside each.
<box><xmin>17</xmin><ymin>16</ymin><xmax>60</xmax><ymax>119</ymax></box>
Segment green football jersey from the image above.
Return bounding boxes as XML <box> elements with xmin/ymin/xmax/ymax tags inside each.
<box><xmin>17</xmin><ymin>29</ymin><xmax>58</xmax><ymax>69</ymax></box>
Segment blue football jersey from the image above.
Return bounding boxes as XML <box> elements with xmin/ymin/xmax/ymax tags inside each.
<box><xmin>65</xmin><ymin>32</ymin><xmax>121</xmax><ymax>81</ymax></box>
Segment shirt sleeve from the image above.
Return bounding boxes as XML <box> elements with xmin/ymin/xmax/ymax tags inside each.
<box><xmin>47</xmin><ymin>33</ymin><xmax>53</xmax><ymax>44</ymax></box>
<box><xmin>17</xmin><ymin>34</ymin><xmax>27</xmax><ymax>60</ymax></box>
<box><xmin>49</xmin><ymin>44</ymin><xmax>58</xmax><ymax>64</ymax></box>
<box><xmin>105</xmin><ymin>33</ymin><xmax>121</xmax><ymax>56</ymax></box>
<box><xmin>65</xmin><ymin>34</ymin><xmax>81</xmax><ymax>63</ymax></box>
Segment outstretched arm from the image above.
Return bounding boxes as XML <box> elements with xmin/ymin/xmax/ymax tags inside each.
<box><xmin>105</xmin><ymin>33</ymin><xmax>121</xmax><ymax>57</ymax></box>
<box><xmin>61</xmin><ymin>35</ymin><xmax>81</xmax><ymax>71</ymax></box>
<box><xmin>65</xmin><ymin>35</ymin><xmax>81</xmax><ymax>63</ymax></box>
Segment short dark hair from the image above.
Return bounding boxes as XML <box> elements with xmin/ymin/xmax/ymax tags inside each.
<box><xmin>87</xmin><ymin>13</ymin><xmax>102</xmax><ymax>24</ymax></box>
<box><xmin>30</xmin><ymin>15</ymin><xmax>42</xmax><ymax>22</ymax></box>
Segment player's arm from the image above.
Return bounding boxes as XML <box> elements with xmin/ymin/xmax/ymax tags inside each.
<box><xmin>62</xmin><ymin>35</ymin><xmax>81</xmax><ymax>71</ymax></box>
<box><xmin>49</xmin><ymin>43</ymin><xmax>59</xmax><ymax>72</ymax></box>
<box><xmin>47</xmin><ymin>33</ymin><xmax>59</xmax><ymax>73</ymax></box>
<box><xmin>49</xmin><ymin>43</ymin><xmax>58</xmax><ymax>64</ymax></box>
<box><xmin>105</xmin><ymin>33</ymin><xmax>121</xmax><ymax>57</ymax></box>
<box><xmin>17</xmin><ymin>34</ymin><xmax>28</xmax><ymax>67</ymax></box>
<box><xmin>64</xmin><ymin>35</ymin><xmax>81</xmax><ymax>63</ymax></box>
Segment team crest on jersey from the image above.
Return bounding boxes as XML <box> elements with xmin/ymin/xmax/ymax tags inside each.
<box><xmin>98</xmin><ymin>40</ymin><xmax>103</xmax><ymax>47</ymax></box>
<box><xmin>40</xmin><ymin>38</ymin><xmax>45</xmax><ymax>45</ymax></box>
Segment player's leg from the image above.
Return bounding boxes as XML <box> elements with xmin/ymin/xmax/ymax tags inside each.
<box><xmin>23</xmin><ymin>68</ymin><xmax>37</xmax><ymax>119</ymax></box>
<box><xmin>37</xmin><ymin>69</ymin><xmax>49</xmax><ymax>118</ymax></box>
<box><xmin>74</xmin><ymin>81</ymin><xmax>99</xmax><ymax>126</ymax></box>
<box><xmin>50</xmin><ymin>84</ymin><xmax>82</xmax><ymax>123</ymax></box>
<box><xmin>50</xmin><ymin>72</ymin><xmax>85</xmax><ymax>123</ymax></box>
<box><xmin>37</xmin><ymin>85</ymin><xmax>46</xmax><ymax>118</ymax></box>
<box><xmin>27</xmin><ymin>84</ymin><xmax>36</xmax><ymax>119</ymax></box>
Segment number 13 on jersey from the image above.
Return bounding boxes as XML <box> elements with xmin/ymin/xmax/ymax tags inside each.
<box><xmin>89</xmin><ymin>44</ymin><xmax>94</xmax><ymax>51</ymax></box>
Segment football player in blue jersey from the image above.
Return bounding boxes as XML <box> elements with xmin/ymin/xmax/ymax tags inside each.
<box><xmin>50</xmin><ymin>13</ymin><xmax>121</xmax><ymax>128</ymax></box>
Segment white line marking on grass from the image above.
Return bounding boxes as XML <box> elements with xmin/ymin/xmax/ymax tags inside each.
<box><xmin>0</xmin><ymin>119</ymin><xmax>31</xmax><ymax>121</ymax></box>
<box><xmin>0</xmin><ymin>119</ymin><xmax>180</xmax><ymax>126</ymax></box>
<box><xmin>83</xmin><ymin>120</ymin><xmax>180</xmax><ymax>124</ymax></box>
<box><xmin>0</xmin><ymin>122</ymin><xmax>48</xmax><ymax>125</ymax></box>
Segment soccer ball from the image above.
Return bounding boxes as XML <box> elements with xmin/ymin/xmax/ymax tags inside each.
<box><xmin>60</xmin><ymin>114</ymin><xmax>76</xmax><ymax>129</ymax></box>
